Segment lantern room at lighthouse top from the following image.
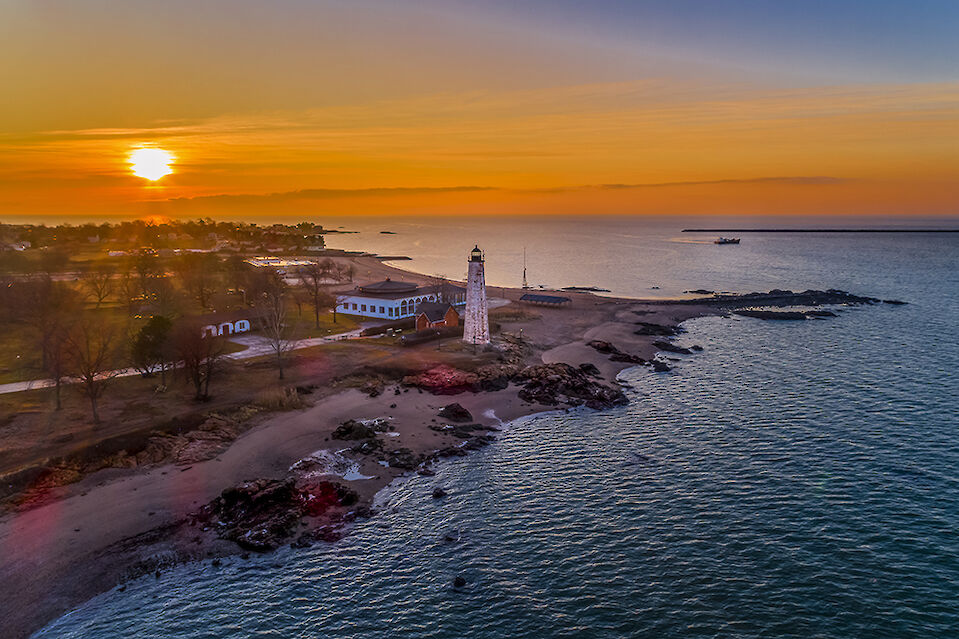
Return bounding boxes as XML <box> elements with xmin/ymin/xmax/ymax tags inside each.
<box><xmin>470</xmin><ymin>245</ymin><xmax>484</xmax><ymax>262</ymax></box>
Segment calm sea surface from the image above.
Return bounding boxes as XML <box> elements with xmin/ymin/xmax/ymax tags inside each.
<box><xmin>37</xmin><ymin>217</ymin><xmax>959</xmax><ymax>638</ymax></box>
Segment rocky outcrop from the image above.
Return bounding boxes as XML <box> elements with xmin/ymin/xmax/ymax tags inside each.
<box><xmin>587</xmin><ymin>340</ymin><xmax>645</xmax><ymax>364</ymax></box>
<box><xmin>651</xmin><ymin>360</ymin><xmax>671</xmax><ymax>372</ymax></box>
<box><xmin>734</xmin><ymin>309</ymin><xmax>838</xmax><ymax>320</ymax></box>
<box><xmin>437</xmin><ymin>403</ymin><xmax>473</xmax><ymax>423</ymax></box>
<box><xmin>402</xmin><ymin>366</ymin><xmax>479</xmax><ymax>395</ymax></box>
<box><xmin>668</xmin><ymin>288</ymin><xmax>884</xmax><ymax>308</ymax></box>
<box><xmin>513</xmin><ymin>363</ymin><xmax>628</xmax><ymax>409</ymax></box>
<box><xmin>474</xmin><ymin>363</ymin><xmax>518</xmax><ymax>392</ymax></box>
<box><xmin>194</xmin><ymin>478</ymin><xmax>359</xmax><ymax>552</ymax></box>
<box><xmin>634</xmin><ymin>322</ymin><xmax>682</xmax><ymax>336</ymax></box>
<box><xmin>579</xmin><ymin>362</ymin><xmax>601</xmax><ymax>377</ymax></box>
<box><xmin>653</xmin><ymin>340</ymin><xmax>693</xmax><ymax>354</ymax></box>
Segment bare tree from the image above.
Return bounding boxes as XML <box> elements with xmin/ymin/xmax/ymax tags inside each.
<box><xmin>130</xmin><ymin>252</ymin><xmax>160</xmax><ymax>298</ymax></box>
<box><xmin>22</xmin><ymin>275</ymin><xmax>82</xmax><ymax>374</ymax></box>
<box><xmin>46</xmin><ymin>322</ymin><xmax>73</xmax><ymax>410</ymax></box>
<box><xmin>257</xmin><ymin>276</ymin><xmax>300</xmax><ymax>380</ymax></box>
<box><xmin>148</xmin><ymin>276</ymin><xmax>184</xmax><ymax>319</ymax></box>
<box><xmin>80</xmin><ymin>264</ymin><xmax>115</xmax><ymax>308</ymax></box>
<box><xmin>297</xmin><ymin>259</ymin><xmax>342</xmax><ymax>328</ymax></box>
<box><xmin>175</xmin><ymin>252</ymin><xmax>220</xmax><ymax>311</ymax></box>
<box><xmin>174</xmin><ymin>320</ymin><xmax>227</xmax><ymax>400</ymax></box>
<box><xmin>64</xmin><ymin>319</ymin><xmax>121</xmax><ymax>423</ymax></box>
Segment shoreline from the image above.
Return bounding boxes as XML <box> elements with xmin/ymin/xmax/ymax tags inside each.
<box><xmin>0</xmin><ymin>257</ymin><xmax>894</xmax><ymax>638</ymax></box>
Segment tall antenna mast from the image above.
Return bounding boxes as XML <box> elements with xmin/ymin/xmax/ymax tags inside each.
<box><xmin>522</xmin><ymin>246</ymin><xmax>528</xmax><ymax>289</ymax></box>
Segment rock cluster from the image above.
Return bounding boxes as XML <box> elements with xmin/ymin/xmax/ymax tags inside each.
<box><xmin>402</xmin><ymin>365</ymin><xmax>479</xmax><ymax>395</ymax></box>
<box><xmin>194</xmin><ymin>478</ymin><xmax>359</xmax><ymax>552</ymax></box>
<box><xmin>586</xmin><ymin>340</ymin><xmax>645</xmax><ymax>364</ymax></box>
<box><xmin>675</xmin><ymin>288</ymin><xmax>885</xmax><ymax>307</ymax></box>
<box><xmin>513</xmin><ymin>363</ymin><xmax>628</xmax><ymax>409</ymax></box>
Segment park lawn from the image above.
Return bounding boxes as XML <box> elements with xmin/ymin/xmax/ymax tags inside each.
<box><xmin>285</xmin><ymin>307</ymin><xmax>361</xmax><ymax>340</ymax></box>
<box><xmin>0</xmin><ymin>326</ymin><xmax>38</xmax><ymax>384</ymax></box>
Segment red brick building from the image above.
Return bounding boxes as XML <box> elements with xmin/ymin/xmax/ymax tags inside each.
<box><xmin>414</xmin><ymin>301</ymin><xmax>460</xmax><ymax>332</ymax></box>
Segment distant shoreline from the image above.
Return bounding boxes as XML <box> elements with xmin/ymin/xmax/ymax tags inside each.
<box><xmin>683</xmin><ymin>228</ymin><xmax>959</xmax><ymax>233</ymax></box>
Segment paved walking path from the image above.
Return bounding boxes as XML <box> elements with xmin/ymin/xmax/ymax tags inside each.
<box><xmin>0</xmin><ymin>327</ymin><xmax>364</xmax><ymax>396</ymax></box>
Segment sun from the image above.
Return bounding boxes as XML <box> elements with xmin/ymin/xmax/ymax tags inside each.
<box><xmin>129</xmin><ymin>148</ymin><xmax>174</xmax><ymax>181</ymax></box>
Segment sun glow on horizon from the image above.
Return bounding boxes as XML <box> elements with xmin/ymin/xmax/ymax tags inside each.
<box><xmin>130</xmin><ymin>148</ymin><xmax>174</xmax><ymax>181</ymax></box>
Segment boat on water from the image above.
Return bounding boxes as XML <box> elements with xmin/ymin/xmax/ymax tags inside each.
<box><xmin>714</xmin><ymin>237</ymin><xmax>741</xmax><ymax>244</ymax></box>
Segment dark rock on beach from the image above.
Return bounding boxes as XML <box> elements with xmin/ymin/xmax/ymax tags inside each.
<box><xmin>437</xmin><ymin>403</ymin><xmax>473</xmax><ymax>423</ymax></box>
<box><xmin>587</xmin><ymin>340</ymin><xmax>645</xmax><ymax>364</ymax></box>
<box><xmin>331</xmin><ymin>420</ymin><xmax>377</xmax><ymax>440</ymax></box>
<box><xmin>651</xmin><ymin>360</ymin><xmax>671</xmax><ymax>372</ymax></box>
<box><xmin>579</xmin><ymin>362</ymin><xmax>601</xmax><ymax>377</ymax></box>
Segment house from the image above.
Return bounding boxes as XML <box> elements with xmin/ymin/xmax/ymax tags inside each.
<box><xmin>336</xmin><ymin>278</ymin><xmax>466</xmax><ymax>320</ymax></box>
<box><xmin>414</xmin><ymin>301</ymin><xmax>459</xmax><ymax>332</ymax></box>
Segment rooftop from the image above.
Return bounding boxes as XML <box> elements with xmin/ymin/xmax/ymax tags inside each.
<box><xmin>415</xmin><ymin>301</ymin><xmax>457</xmax><ymax>322</ymax></box>
<box><xmin>358</xmin><ymin>277</ymin><xmax>418</xmax><ymax>295</ymax></box>
<box><xmin>520</xmin><ymin>293</ymin><xmax>572</xmax><ymax>306</ymax></box>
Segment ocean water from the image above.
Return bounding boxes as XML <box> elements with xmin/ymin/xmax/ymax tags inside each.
<box><xmin>36</xmin><ymin>219</ymin><xmax>959</xmax><ymax>638</ymax></box>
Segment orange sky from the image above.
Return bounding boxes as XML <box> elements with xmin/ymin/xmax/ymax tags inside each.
<box><xmin>1</xmin><ymin>1</ymin><xmax>957</xmax><ymax>220</ymax></box>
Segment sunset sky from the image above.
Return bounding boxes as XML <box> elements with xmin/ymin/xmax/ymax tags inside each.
<box><xmin>1</xmin><ymin>0</ymin><xmax>957</xmax><ymax>220</ymax></box>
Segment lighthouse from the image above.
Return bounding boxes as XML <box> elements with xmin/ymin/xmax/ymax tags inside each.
<box><xmin>463</xmin><ymin>245</ymin><xmax>490</xmax><ymax>345</ymax></box>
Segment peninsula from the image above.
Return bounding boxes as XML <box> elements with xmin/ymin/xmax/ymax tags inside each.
<box><xmin>0</xmin><ymin>223</ymin><xmax>896</xmax><ymax>637</ymax></box>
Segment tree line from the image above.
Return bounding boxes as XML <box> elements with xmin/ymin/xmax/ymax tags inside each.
<box><xmin>1</xmin><ymin>255</ymin><xmax>352</xmax><ymax>423</ymax></box>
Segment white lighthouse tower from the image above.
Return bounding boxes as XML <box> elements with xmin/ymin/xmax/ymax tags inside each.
<box><xmin>463</xmin><ymin>245</ymin><xmax>490</xmax><ymax>345</ymax></box>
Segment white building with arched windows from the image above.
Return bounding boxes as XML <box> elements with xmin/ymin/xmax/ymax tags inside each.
<box><xmin>336</xmin><ymin>278</ymin><xmax>465</xmax><ymax>320</ymax></box>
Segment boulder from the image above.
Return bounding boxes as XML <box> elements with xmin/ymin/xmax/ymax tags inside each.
<box><xmin>432</xmin><ymin>487</ymin><xmax>448</xmax><ymax>499</ymax></box>
<box><xmin>332</xmin><ymin>420</ymin><xmax>376</xmax><ymax>440</ymax></box>
<box><xmin>579</xmin><ymin>363</ymin><xmax>601</xmax><ymax>376</ymax></box>
<box><xmin>437</xmin><ymin>403</ymin><xmax>473</xmax><ymax>423</ymax></box>
<box><xmin>653</xmin><ymin>340</ymin><xmax>693</xmax><ymax>355</ymax></box>
<box><xmin>651</xmin><ymin>360</ymin><xmax>671</xmax><ymax>372</ymax></box>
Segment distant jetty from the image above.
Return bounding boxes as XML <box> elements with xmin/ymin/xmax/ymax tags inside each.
<box><xmin>683</xmin><ymin>228</ymin><xmax>959</xmax><ymax>233</ymax></box>
<box><xmin>562</xmin><ymin>286</ymin><xmax>611</xmax><ymax>292</ymax></box>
